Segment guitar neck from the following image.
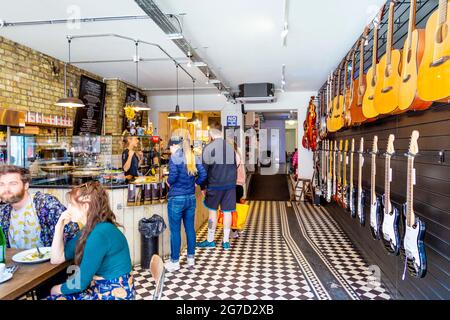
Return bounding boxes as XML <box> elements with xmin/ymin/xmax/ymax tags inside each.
<box><xmin>439</xmin><ymin>0</ymin><xmax>448</xmax><ymax>26</ymax></box>
<box><xmin>343</xmin><ymin>151</ymin><xmax>347</xmax><ymax>187</ymax></box>
<box><xmin>407</xmin><ymin>0</ymin><xmax>417</xmax><ymax>49</ymax></box>
<box><xmin>350</xmin><ymin>150</ymin><xmax>354</xmax><ymax>189</ymax></box>
<box><xmin>372</xmin><ymin>26</ymin><xmax>379</xmax><ymax>72</ymax></box>
<box><xmin>358</xmin><ymin>153</ymin><xmax>363</xmax><ymax>190</ymax></box>
<box><xmin>386</xmin><ymin>1</ymin><xmax>395</xmax><ymax>65</ymax></box>
<box><xmin>384</xmin><ymin>155</ymin><xmax>391</xmax><ymax>213</ymax></box>
<box><xmin>406</xmin><ymin>156</ymin><xmax>415</xmax><ymax>226</ymax></box>
<box><xmin>371</xmin><ymin>154</ymin><xmax>376</xmax><ymax>200</ymax></box>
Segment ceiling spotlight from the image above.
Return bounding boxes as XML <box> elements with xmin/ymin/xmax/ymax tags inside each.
<box><xmin>187</xmin><ymin>59</ymin><xmax>192</xmax><ymax>68</ymax></box>
<box><xmin>193</xmin><ymin>61</ymin><xmax>207</xmax><ymax>67</ymax></box>
<box><xmin>281</xmin><ymin>22</ymin><xmax>289</xmax><ymax>39</ymax></box>
<box><xmin>209</xmin><ymin>79</ymin><xmax>221</xmax><ymax>84</ymax></box>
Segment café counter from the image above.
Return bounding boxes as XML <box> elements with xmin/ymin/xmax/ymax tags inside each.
<box><xmin>29</xmin><ymin>183</ymin><xmax>209</xmax><ymax>266</ymax></box>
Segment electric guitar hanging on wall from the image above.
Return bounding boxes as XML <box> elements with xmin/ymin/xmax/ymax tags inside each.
<box><xmin>369</xmin><ymin>136</ymin><xmax>383</xmax><ymax>240</ymax></box>
<box><xmin>375</xmin><ymin>0</ymin><xmax>402</xmax><ymax>115</ymax></box>
<box><xmin>332</xmin><ymin>140</ymin><xmax>338</xmax><ymax>200</ymax></box>
<box><xmin>348</xmin><ymin>138</ymin><xmax>356</xmax><ymax>217</ymax></box>
<box><xmin>381</xmin><ymin>134</ymin><xmax>401</xmax><ymax>255</ymax></box>
<box><xmin>357</xmin><ymin>137</ymin><xmax>366</xmax><ymax>226</ymax></box>
<box><xmin>327</xmin><ymin>140</ymin><xmax>333</xmax><ymax>203</ymax></box>
<box><xmin>417</xmin><ymin>0</ymin><xmax>450</xmax><ymax>103</ymax></box>
<box><xmin>402</xmin><ymin>130</ymin><xmax>427</xmax><ymax>278</ymax></box>
<box><xmin>350</xmin><ymin>27</ymin><xmax>370</xmax><ymax>125</ymax></box>
<box><xmin>398</xmin><ymin>0</ymin><xmax>433</xmax><ymax>111</ymax></box>
<box><xmin>335</xmin><ymin>140</ymin><xmax>343</xmax><ymax>203</ymax></box>
<box><xmin>363</xmin><ymin>6</ymin><xmax>385</xmax><ymax>119</ymax></box>
<box><xmin>342</xmin><ymin>139</ymin><xmax>349</xmax><ymax>208</ymax></box>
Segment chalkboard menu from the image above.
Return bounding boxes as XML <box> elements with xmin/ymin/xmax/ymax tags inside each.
<box><xmin>122</xmin><ymin>88</ymin><xmax>147</xmax><ymax>132</ymax></box>
<box><xmin>73</xmin><ymin>75</ymin><xmax>106</xmax><ymax>135</ymax></box>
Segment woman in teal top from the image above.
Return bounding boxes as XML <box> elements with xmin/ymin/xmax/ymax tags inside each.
<box><xmin>48</xmin><ymin>181</ymin><xmax>135</xmax><ymax>300</ymax></box>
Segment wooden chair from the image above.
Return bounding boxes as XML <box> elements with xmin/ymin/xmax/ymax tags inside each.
<box><xmin>150</xmin><ymin>254</ymin><xmax>165</xmax><ymax>300</ymax></box>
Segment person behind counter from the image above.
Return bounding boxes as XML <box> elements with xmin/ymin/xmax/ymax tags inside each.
<box><xmin>122</xmin><ymin>134</ymin><xmax>143</xmax><ymax>180</ymax></box>
<box><xmin>164</xmin><ymin>130</ymin><xmax>207</xmax><ymax>272</ymax></box>
<box><xmin>48</xmin><ymin>181</ymin><xmax>135</xmax><ymax>300</ymax></box>
<box><xmin>0</xmin><ymin>165</ymin><xmax>79</xmax><ymax>249</ymax></box>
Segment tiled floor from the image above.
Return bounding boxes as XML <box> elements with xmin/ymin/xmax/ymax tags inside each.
<box><xmin>132</xmin><ymin>201</ymin><xmax>392</xmax><ymax>300</ymax></box>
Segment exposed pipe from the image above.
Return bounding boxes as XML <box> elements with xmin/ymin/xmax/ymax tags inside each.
<box><xmin>70</xmin><ymin>57</ymin><xmax>188</xmax><ymax>64</ymax></box>
<box><xmin>68</xmin><ymin>33</ymin><xmax>195</xmax><ymax>81</ymax></box>
<box><xmin>0</xmin><ymin>15</ymin><xmax>151</xmax><ymax>27</ymax></box>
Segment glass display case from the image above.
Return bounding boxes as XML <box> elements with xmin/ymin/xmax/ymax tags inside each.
<box><xmin>26</xmin><ymin>134</ymin><xmax>165</xmax><ymax>188</ymax></box>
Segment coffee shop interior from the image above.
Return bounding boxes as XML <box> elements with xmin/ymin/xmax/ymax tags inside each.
<box><xmin>0</xmin><ymin>0</ymin><xmax>449</xmax><ymax>301</ymax></box>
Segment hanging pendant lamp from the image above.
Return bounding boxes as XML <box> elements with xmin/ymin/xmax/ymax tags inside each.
<box><xmin>168</xmin><ymin>65</ymin><xmax>187</xmax><ymax>120</ymax></box>
<box><xmin>187</xmin><ymin>80</ymin><xmax>200</xmax><ymax>125</ymax></box>
<box><xmin>55</xmin><ymin>38</ymin><xmax>85</xmax><ymax>108</ymax></box>
<box><xmin>126</xmin><ymin>41</ymin><xmax>151</xmax><ymax>111</ymax></box>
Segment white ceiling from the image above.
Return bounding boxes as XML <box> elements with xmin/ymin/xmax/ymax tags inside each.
<box><xmin>0</xmin><ymin>0</ymin><xmax>386</xmax><ymax>93</ymax></box>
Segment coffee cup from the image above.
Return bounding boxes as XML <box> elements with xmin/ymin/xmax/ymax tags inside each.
<box><xmin>0</xmin><ymin>263</ymin><xmax>5</xmax><ymax>276</ymax></box>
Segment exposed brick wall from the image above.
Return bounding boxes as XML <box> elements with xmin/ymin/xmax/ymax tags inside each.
<box><xmin>0</xmin><ymin>35</ymin><xmax>149</xmax><ymax>155</ymax></box>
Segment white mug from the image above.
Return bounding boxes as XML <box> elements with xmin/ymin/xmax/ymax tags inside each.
<box><xmin>0</xmin><ymin>263</ymin><xmax>5</xmax><ymax>276</ymax></box>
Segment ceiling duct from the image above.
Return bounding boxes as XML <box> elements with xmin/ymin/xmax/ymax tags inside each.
<box><xmin>134</xmin><ymin>0</ymin><xmax>233</xmax><ymax>100</ymax></box>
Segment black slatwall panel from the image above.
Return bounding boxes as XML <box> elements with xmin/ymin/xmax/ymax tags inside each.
<box><xmin>317</xmin><ymin>0</ymin><xmax>449</xmax><ymax>300</ymax></box>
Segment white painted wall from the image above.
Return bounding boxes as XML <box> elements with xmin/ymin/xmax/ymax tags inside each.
<box><xmin>147</xmin><ymin>90</ymin><xmax>316</xmax><ymax>178</ymax></box>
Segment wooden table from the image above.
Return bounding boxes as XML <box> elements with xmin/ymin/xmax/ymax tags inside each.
<box><xmin>0</xmin><ymin>249</ymin><xmax>71</xmax><ymax>300</ymax></box>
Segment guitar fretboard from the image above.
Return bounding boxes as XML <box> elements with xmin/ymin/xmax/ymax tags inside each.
<box><xmin>386</xmin><ymin>1</ymin><xmax>395</xmax><ymax>65</ymax></box>
<box><xmin>350</xmin><ymin>145</ymin><xmax>354</xmax><ymax>189</ymax></box>
<box><xmin>407</xmin><ymin>0</ymin><xmax>418</xmax><ymax>50</ymax></box>
<box><xmin>439</xmin><ymin>0</ymin><xmax>448</xmax><ymax>26</ymax></box>
<box><xmin>406</xmin><ymin>155</ymin><xmax>416</xmax><ymax>227</ymax></box>
<box><xmin>371</xmin><ymin>153</ymin><xmax>376</xmax><ymax>201</ymax></box>
<box><xmin>384</xmin><ymin>155</ymin><xmax>391</xmax><ymax>214</ymax></box>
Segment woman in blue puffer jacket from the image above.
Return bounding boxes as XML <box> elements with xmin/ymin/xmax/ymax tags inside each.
<box><xmin>165</xmin><ymin>130</ymin><xmax>207</xmax><ymax>272</ymax></box>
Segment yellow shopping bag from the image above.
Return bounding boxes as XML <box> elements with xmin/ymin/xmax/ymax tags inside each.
<box><xmin>217</xmin><ymin>203</ymin><xmax>250</xmax><ymax>230</ymax></box>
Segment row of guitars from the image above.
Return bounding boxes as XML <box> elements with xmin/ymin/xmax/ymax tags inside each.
<box><xmin>320</xmin><ymin>0</ymin><xmax>450</xmax><ymax>135</ymax></box>
<box><xmin>318</xmin><ymin>131</ymin><xmax>426</xmax><ymax>279</ymax></box>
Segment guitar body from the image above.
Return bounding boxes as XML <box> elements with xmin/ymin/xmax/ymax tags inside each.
<box><xmin>349</xmin><ymin>187</ymin><xmax>357</xmax><ymax>218</ymax></box>
<box><xmin>350</xmin><ymin>77</ymin><xmax>368</xmax><ymax>125</ymax></box>
<box><xmin>369</xmin><ymin>195</ymin><xmax>383</xmax><ymax>240</ymax></box>
<box><xmin>357</xmin><ymin>189</ymin><xmax>366</xmax><ymax>226</ymax></box>
<box><xmin>381</xmin><ymin>198</ymin><xmax>401</xmax><ymax>255</ymax></box>
<box><xmin>332</xmin><ymin>95</ymin><xmax>345</xmax><ymax>131</ymax></box>
<box><xmin>375</xmin><ymin>50</ymin><xmax>402</xmax><ymax>115</ymax></box>
<box><xmin>402</xmin><ymin>206</ymin><xmax>427</xmax><ymax>278</ymax></box>
<box><xmin>417</xmin><ymin>6</ymin><xmax>450</xmax><ymax>102</ymax></box>
<box><xmin>343</xmin><ymin>185</ymin><xmax>350</xmax><ymax>211</ymax></box>
<box><xmin>326</xmin><ymin>178</ymin><xmax>332</xmax><ymax>203</ymax></box>
<box><xmin>362</xmin><ymin>66</ymin><xmax>380</xmax><ymax>119</ymax></box>
<box><xmin>399</xmin><ymin>29</ymin><xmax>433</xmax><ymax>111</ymax></box>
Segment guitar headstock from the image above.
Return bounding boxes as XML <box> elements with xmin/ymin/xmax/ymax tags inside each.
<box><xmin>408</xmin><ymin>130</ymin><xmax>420</xmax><ymax>156</ymax></box>
<box><xmin>372</xmin><ymin>136</ymin><xmax>378</xmax><ymax>154</ymax></box>
<box><xmin>344</xmin><ymin>139</ymin><xmax>349</xmax><ymax>153</ymax></box>
<box><xmin>372</xmin><ymin>3</ymin><xmax>386</xmax><ymax>30</ymax></box>
<box><xmin>359</xmin><ymin>137</ymin><xmax>364</xmax><ymax>153</ymax></box>
<box><xmin>351</xmin><ymin>138</ymin><xmax>355</xmax><ymax>153</ymax></box>
<box><xmin>386</xmin><ymin>134</ymin><xmax>395</xmax><ymax>155</ymax></box>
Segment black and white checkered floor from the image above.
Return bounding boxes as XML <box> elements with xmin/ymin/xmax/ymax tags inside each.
<box><xmin>132</xmin><ymin>201</ymin><xmax>392</xmax><ymax>300</ymax></box>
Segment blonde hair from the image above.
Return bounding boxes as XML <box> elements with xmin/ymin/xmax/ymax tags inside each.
<box><xmin>171</xmin><ymin>129</ymin><xmax>197</xmax><ymax>176</ymax></box>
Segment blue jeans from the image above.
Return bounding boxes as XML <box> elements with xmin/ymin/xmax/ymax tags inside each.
<box><xmin>168</xmin><ymin>194</ymin><xmax>196</xmax><ymax>262</ymax></box>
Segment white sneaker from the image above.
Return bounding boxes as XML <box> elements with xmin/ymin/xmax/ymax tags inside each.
<box><xmin>187</xmin><ymin>257</ymin><xmax>195</xmax><ymax>267</ymax></box>
<box><xmin>164</xmin><ymin>260</ymin><xmax>180</xmax><ymax>272</ymax></box>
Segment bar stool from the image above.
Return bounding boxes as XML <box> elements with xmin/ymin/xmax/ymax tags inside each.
<box><xmin>150</xmin><ymin>254</ymin><xmax>165</xmax><ymax>300</ymax></box>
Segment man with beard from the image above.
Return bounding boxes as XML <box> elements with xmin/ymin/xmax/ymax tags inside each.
<box><xmin>0</xmin><ymin>165</ymin><xmax>79</xmax><ymax>249</ymax></box>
